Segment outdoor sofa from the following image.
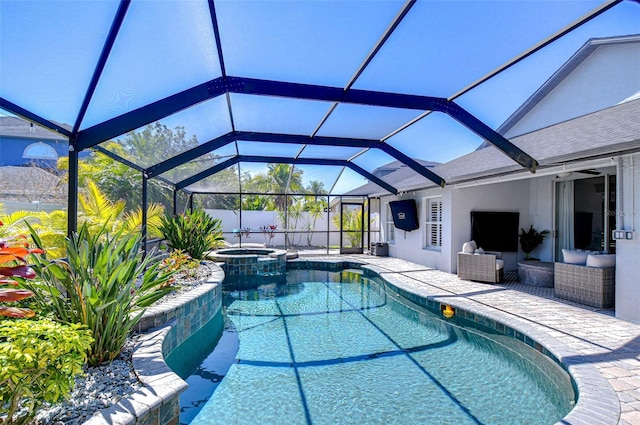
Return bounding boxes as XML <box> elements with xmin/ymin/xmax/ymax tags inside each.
<box><xmin>554</xmin><ymin>249</ymin><xmax>615</xmax><ymax>309</ymax></box>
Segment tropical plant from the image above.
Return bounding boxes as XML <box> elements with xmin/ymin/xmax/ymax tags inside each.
<box><xmin>519</xmin><ymin>225</ymin><xmax>550</xmax><ymax>260</ymax></box>
<box><xmin>158</xmin><ymin>250</ymin><xmax>200</xmax><ymax>283</ymax></box>
<box><xmin>1</xmin><ymin>222</ymin><xmax>92</xmax><ymax>423</ymax></box>
<box><xmin>0</xmin><ymin>222</ymin><xmax>43</xmax><ymax>319</ymax></box>
<box><xmin>159</xmin><ymin>209</ymin><xmax>224</xmax><ymax>260</ymax></box>
<box><xmin>25</xmin><ymin>222</ymin><xmax>176</xmax><ymax>366</ymax></box>
<box><xmin>331</xmin><ymin>203</ymin><xmax>369</xmax><ymax>248</ymax></box>
<box><xmin>0</xmin><ymin>319</ymin><xmax>92</xmax><ymax>425</ymax></box>
<box><xmin>278</xmin><ymin>198</ymin><xmax>304</xmax><ymax>247</ymax></box>
<box><xmin>259</xmin><ymin>225</ymin><xmax>277</xmax><ymax>246</ymax></box>
<box><xmin>76</xmin><ymin>180</ymin><xmax>165</xmax><ymax>238</ymax></box>
<box><xmin>0</xmin><ymin>204</ymin><xmax>67</xmax><ymax>260</ymax></box>
<box><xmin>303</xmin><ymin>196</ymin><xmax>327</xmax><ymax>247</ymax></box>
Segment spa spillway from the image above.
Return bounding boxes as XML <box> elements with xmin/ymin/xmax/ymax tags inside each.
<box><xmin>208</xmin><ymin>248</ymin><xmax>287</xmax><ymax>278</ymax></box>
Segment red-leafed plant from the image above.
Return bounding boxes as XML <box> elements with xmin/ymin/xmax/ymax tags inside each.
<box><xmin>0</xmin><ymin>221</ymin><xmax>43</xmax><ymax>318</ymax></box>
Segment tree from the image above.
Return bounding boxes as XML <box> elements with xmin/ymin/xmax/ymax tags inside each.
<box><xmin>59</xmin><ymin>123</ymin><xmax>203</xmax><ymax>213</ymax></box>
<box><xmin>306</xmin><ymin>180</ymin><xmax>327</xmax><ymax>200</ymax></box>
<box><xmin>121</xmin><ymin>122</ymin><xmax>198</xmax><ymax>169</ymax></box>
<box><xmin>253</xmin><ymin>164</ymin><xmax>304</xmax><ymax>210</ymax></box>
<box><xmin>302</xmin><ymin>181</ymin><xmax>328</xmax><ymax>247</ymax></box>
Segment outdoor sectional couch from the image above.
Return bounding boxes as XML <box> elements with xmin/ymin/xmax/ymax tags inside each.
<box><xmin>554</xmin><ymin>250</ymin><xmax>615</xmax><ymax>309</ymax></box>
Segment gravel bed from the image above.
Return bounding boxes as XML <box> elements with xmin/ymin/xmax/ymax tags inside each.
<box><xmin>33</xmin><ymin>262</ymin><xmax>215</xmax><ymax>425</ymax></box>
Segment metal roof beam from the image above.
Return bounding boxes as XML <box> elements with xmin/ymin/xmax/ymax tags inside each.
<box><xmin>207</xmin><ymin>0</ymin><xmax>227</xmax><ymax>77</ymax></box>
<box><xmin>175</xmin><ymin>156</ymin><xmax>240</xmax><ymax>190</ymax></box>
<box><xmin>148</xmin><ymin>130</ymin><xmax>445</xmax><ymax>186</ymax></box>
<box><xmin>237</xmin><ymin>156</ymin><xmax>398</xmax><ymax>194</ymax></box>
<box><xmin>448</xmin><ymin>0</ymin><xmax>623</xmax><ymax>102</ymax></box>
<box><xmin>76</xmin><ymin>77</ymin><xmax>227</xmax><ymax>149</ymax></box>
<box><xmin>175</xmin><ymin>155</ymin><xmax>397</xmax><ymax>194</ymax></box>
<box><xmin>0</xmin><ymin>97</ymin><xmax>73</xmax><ymax>139</ymax></box>
<box><xmin>92</xmin><ymin>145</ymin><xmax>176</xmax><ymax>188</ymax></box>
<box><xmin>92</xmin><ymin>145</ymin><xmax>144</xmax><ymax>172</ymax></box>
<box><xmin>225</xmin><ymin>76</ymin><xmax>442</xmax><ymax>110</ymax></box>
<box><xmin>73</xmin><ymin>0</ymin><xmax>130</xmax><ymax>134</ymax></box>
<box><xmin>310</xmin><ymin>0</ymin><xmax>416</xmax><ymax>137</ymax></box>
<box><xmin>146</xmin><ymin>132</ymin><xmax>235</xmax><ymax>178</ymax></box>
<box><xmin>76</xmin><ymin>75</ymin><xmax>536</xmax><ymax>173</ymax></box>
<box><xmin>237</xmin><ymin>132</ymin><xmax>446</xmax><ymax>187</ymax></box>
<box><xmin>445</xmin><ymin>103</ymin><xmax>537</xmax><ymax>172</ymax></box>
<box><xmin>225</xmin><ymin>77</ymin><xmax>537</xmax><ymax>171</ymax></box>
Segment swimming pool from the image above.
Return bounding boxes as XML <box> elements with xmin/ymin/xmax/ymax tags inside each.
<box><xmin>167</xmin><ymin>268</ymin><xmax>575</xmax><ymax>425</ymax></box>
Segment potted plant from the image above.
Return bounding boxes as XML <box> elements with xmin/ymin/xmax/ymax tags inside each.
<box><xmin>519</xmin><ymin>225</ymin><xmax>550</xmax><ymax>260</ymax></box>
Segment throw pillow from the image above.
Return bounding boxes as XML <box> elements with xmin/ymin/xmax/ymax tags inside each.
<box><xmin>586</xmin><ymin>254</ymin><xmax>616</xmax><ymax>268</ymax></box>
<box><xmin>462</xmin><ymin>240</ymin><xmax>477</xmax><ymax>254</ymax></box>
<box><xmin>562</xmin><ymin>249</ymin><xmax>589</xmax><ymax>265</ymax></box>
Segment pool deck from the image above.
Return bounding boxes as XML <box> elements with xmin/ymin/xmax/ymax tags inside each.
<box><xmin>305</xmin><ymin>254</ymin><xmax>640</xmax><ymax>425</ymax></box>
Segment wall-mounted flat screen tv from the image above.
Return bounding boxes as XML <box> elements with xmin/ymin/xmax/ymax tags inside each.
<box><xmin>389</xmin><ymin>200</ymin><xmax>419</xmax><ymax>232</ymax></box>
<box><xmin>470</xmin><ymin>211</ymin><xmax>519</xmax><ymax>252</ymax></box>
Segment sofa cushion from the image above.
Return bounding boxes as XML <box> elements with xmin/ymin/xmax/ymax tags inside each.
<box><xmin>586</xmin><ymin>254</ymin><xmax>616</xmax><ymax>268</ymax></box>
<box><xmin>462</xmin><ymin>240</ymin><xmax>477</xmax><ymax>254</ymax></box>
<box><xmin>474</xmin><ymin>247</ymin><xmax>485</xmax><ymax>255</ymax></box>
<box><xmin>562</xmin><ymin>249</ymin><xmax>590</xmax><ymax>265</ymax></box>
<box><xmin>495</xmin><ymin>259</ymin><xmax>504</xmax><ymax>270</ymax></box>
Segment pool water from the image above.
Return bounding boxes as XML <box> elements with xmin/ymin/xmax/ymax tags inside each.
<box><xmin>167</xmin><ymin>269</ymin><xmax>575</xmax><ymax>425</ymax></box>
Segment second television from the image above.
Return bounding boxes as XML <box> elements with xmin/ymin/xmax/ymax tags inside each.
<box><xmin>470</xmin><ymin>211</ymin><xmax>519</xmax><ymax>252</ymax></box>
<box><xmin>389</xmin><ymin>200</ymin><xmax>419</xmax><ymax>232</ymax></box>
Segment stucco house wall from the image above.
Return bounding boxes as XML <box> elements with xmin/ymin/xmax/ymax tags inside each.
<box><xmin>450</xmin><ymin>180</ymin><xmax>531</xmax><ymax>272</ymax></box>
<box><xmin>380</xmin><ymin>179</ymin><xmax>531</xmax><ymax>274</ymax></box>
<box><xmin>504</xmin><ymin>40</ymin><xmax>640</xmax><ymax>138</ymax></box>
<box><xmin>383</xmin><ymin>188</ymin><xmax>452</xmax><ymax>271</ymax></box>
<box><xmin>615</xmin><ymin>154</ymin><xmax>640</xmax><ymax>323</ymax></box>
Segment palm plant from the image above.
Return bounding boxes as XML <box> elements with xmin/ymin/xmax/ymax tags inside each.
<box><xmin>25</xmin><ymin>222</ymin><xmax>176</xmax><ymax>366</ymax></box>
<box><xmin>519</xmin><ymin>225</ymin><xmax>550</xmax><ymax>260</ymax></box>
<box><xmin>159</xmin><ymin>209</ymin><xmax>224</xmax><ymax>260</ymax></box>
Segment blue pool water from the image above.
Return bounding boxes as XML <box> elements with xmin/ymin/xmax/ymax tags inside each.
<box><xmin>166</xmin><ymin>269</ymin><xmax>575</xmax><ymax>425</ymax></box>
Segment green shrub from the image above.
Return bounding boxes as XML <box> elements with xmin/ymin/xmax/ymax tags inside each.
<box><xmin>159</xmin><ymin>210</ymin><xmax>223</xmax><ymax>260</ymax></box>
<box><xmin>0</xmin><ymin>319</ymin><xmax>92</xmax><ymax>424</ymax></box>
<box><xmin>26</xmin><ymin>223</ymin><xmax>176</xmax><ymax>366</ymax></box>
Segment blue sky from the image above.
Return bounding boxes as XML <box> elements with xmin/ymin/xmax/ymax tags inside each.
<box><xmin>1</xmin><ymin>0</ymin><xmax>639</xmax><ymax>193</ymax></box>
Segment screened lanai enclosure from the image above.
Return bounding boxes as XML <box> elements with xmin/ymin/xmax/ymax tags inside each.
<box><xmin>1</xmin><ymin>0</ymin><xmax>638</xmax><ymax>256</ymax></box>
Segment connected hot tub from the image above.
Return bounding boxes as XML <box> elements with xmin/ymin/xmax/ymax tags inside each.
<box><xmin>208</xmin><ymin>248</ymin><xmax>287</xmax><ymax>277</ymax></box>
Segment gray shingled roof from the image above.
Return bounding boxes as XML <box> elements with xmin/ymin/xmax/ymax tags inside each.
<box><xmin>0</xmin><ymin>165</ymin><xmax>67</xmax><ymax>203</ymax></box>
<box><xmin>0</xmin><ymin>116</ymin><xmax>69</xmax><ymax>140</ymax></box>
<box><xmin>350</xmin><ymin>98</ymin><xmax>640</xmax><ymax>196</ymax></box>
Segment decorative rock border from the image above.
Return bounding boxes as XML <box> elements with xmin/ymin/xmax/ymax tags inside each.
<box><xmin>83</xmin><ymin>266</ymin><xmax>225</xmax><ymax>425</ymax></box>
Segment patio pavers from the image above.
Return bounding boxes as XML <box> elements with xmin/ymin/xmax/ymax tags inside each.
<box><xmin>307</xmin><ymin>255</ymin><xmax>640</xmax><ymax>425</ymax></box>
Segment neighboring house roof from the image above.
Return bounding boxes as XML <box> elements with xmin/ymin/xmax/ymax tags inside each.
<box><xmin>0</xmin><ymin>165</ymin><xmax>67</xmax><ymax>203</ymax></box>
<box><xmin>346</xmin><ymin>159</ymin><xmax>439</xmax><ymax>195</ymax></box>
<box><xmin>0</xmin><ymin>116</ymin><xmax>69</xmax><ymax>140</ymax></box>
<box><xmin>497</xmin><ymin>34</ymin><xmax>640</xmax><ymax>137</ymax></box>
<box><xmin>351</xmin><ymin>98</ymin><xmax>640</xmax><ymax>196</ymax></box>
<box><xmin>370</xmin><ymin>159</ymin><xmax>439</xmax><ymax>177</ymax></box>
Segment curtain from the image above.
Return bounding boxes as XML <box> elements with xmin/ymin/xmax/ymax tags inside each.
<box><xmin>556</xmin><ymin>180</ymin><xmax>575</xmax><ymax>256</ymax></box>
